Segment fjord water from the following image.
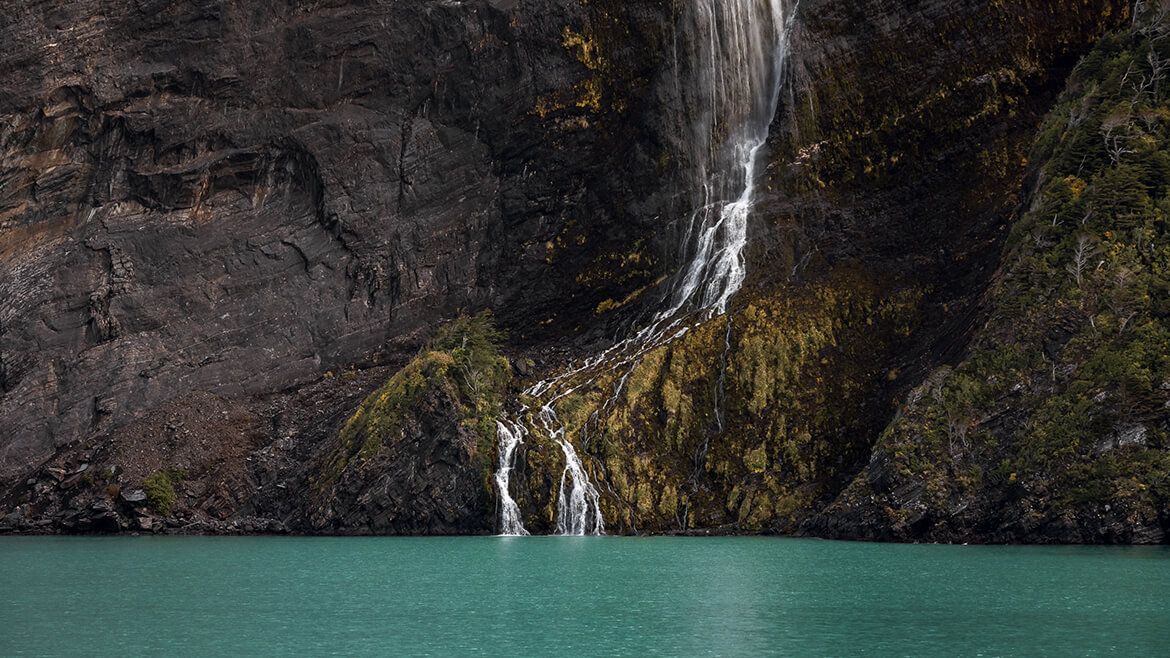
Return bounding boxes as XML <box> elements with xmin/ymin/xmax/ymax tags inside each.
<box><xmin>2</xmin><ymin>537</ymin><xmax>1168</xmax><ymax>656</ymax></box>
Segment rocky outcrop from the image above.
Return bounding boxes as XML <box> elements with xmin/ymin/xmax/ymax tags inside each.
<box><xmin>303</xmin><ymin>315</ymin><xmax>509</xmax><ymax>534</ymax></box>
<box><xmin>806</xmin><ymin>19</ymin><xmax>1170</xmax><ymax>543</ymax></box>
<box><xmin>2</xmin><ymin>0</ymin><xmax>1161</xmax><ymax>541</ymax></box>
<box><xmin>306</xmin><ymin>365</ymin><xmax>493</xmax><ymax>535</ymax></box>
<box><xmin>0</xmin><ymin>0</ymin><xmax>679</xmax><ymax>482</ymax></box>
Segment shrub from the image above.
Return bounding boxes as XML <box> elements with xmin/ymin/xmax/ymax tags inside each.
<box><xmin>142</xmin><ymin>472</ymin><xmax>175</xmax><ymax>516</ymax></box>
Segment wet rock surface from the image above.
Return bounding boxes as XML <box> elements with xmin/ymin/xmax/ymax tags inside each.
<box><xmin>2</xmin><ymin>0</ymin><xmax>1160</xmax><ymax>541</ymax></box>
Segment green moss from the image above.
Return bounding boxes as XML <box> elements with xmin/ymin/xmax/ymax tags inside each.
<box><xmin>320</xmin><ymin>311</ymin><xmax>511</xmax><ymax>489</ymax></box>
<box><xmin>143</xmin><ymin>472</ymin><xmax>175</xmax><ymax>516</ymax></box>
<box><xmin>745</xmin><ymin>444</ymin><xmax>768</xmax><ymax>474</ymax></box>
<box><xmin>518</xmin><ymin>263</ymin><xmax>923</xmax><ymax>533</ymax></box>
<box><xmin>711</xmin><ymin>269</ymin><xmax>922</xmax><ymax>511</ymax></box>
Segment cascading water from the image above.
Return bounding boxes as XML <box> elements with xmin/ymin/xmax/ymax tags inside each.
<box><xmin>554</xmin><ymin>438</ymin><xmax>605</xmax><ymax>535</ymax></box>
<box><xmin>657</xmin><ymin>0</ymin><xmax>795</xmax><ymax>323</ymax></box>
<box><xmin>494</xmin><ymin>420</ymin><xmax>529</xmax><ymax>536</ymax></box>
<box><xmin>492</xmin><ymin>0</ymin><xmax>798</xmax><ymax>536</ymax></box>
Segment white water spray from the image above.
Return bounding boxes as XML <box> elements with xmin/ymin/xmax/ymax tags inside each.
<box><xmin>555</xmin><ymin>437</ymin><xmax>605</xmax><ymax>535</ymax></box>
<box><xmin>493</xmin><ymin>0</ymin><xmax>798</xmax><ymax>536</ymax></box>
<box><xmin>658</xmin><ymin>0</ymin><xmax>796</xmax><ymax>322</ymax></box>
<box><xmin>494</xmin><ymin>420</ymin><xmax>530</xmax><ymax>536</ymax></box>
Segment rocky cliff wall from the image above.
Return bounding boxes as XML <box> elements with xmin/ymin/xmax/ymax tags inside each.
<box><xmin>0</xmin><ymin>0</ymin><xmax>680</xmax><ymax>481</ymax></box>
<box><xmin>810</xmin><ymin>17</ymin><xmax>1170</xmax><ymax>543</ymax></box>
<box><xmin>498</xmin><ymin>0</ymin><xmax>1135</xmax><ymax>536</ymax></box>
<box><xmin>1</xmin><ymin>0</ymin><xmax>1155</xmax><ymax>540</ymax></box>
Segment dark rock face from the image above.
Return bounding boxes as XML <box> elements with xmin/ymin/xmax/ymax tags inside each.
<box><xmin>763</xmin><ymin>0</ymin><xmax>1128</xmax><ymax>331</ymax></box>
<box><xmin>803</xmin><ymin>20</ymin><xmax>1170</xmax><ymax>544</ymax></box>
<box><xmin>0</xmin><ymin>0</ymin><xmax>677</xmax><ymax>480</ymax></box>
<box><xmin>306</xmin><ymin>383</ymin><xmax>492</xmax><ymax>535</ymax></box>
<box><xmin>1</xmin><ymin>0</ymin><xmax>1155</xmax><ymax>540</ymax></box>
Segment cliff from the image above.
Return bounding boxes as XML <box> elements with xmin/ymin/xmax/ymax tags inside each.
<box><xmin>0</xmin><ymin>0</ymin><xmax>678</xmax><ymax>479</ymax></box>
<box><xmin>809</xmin><ymin>16</ymin><xmax>1170</xmax><ymax>543</ymax></box>
<box><xmin>4</xmin><ymin>0</ymin><xmax>1165</xmax><ymax>542</ymax></box>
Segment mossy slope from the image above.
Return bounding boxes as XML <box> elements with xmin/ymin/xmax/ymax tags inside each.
<box><xmin>511</xmin><ymin>268</ymin><xmax>920</xmax><ymax>534</ymax></box>
<box><xmin>309</xmin><ymin>313</ymin><xmax>511</xmax><ymax>534</ymax></box>
<box><xmin>813</xmin><ymin>14</ymin><xmax>1170</xmax><ymax>543</ymax></box>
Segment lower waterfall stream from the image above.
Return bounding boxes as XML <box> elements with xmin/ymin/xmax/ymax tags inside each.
<box><xmin>494</xmin><ymin>420</ymin><xmax>530</xmax><ymax>536</ymax></box>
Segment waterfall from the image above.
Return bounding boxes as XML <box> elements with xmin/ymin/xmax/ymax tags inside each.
<box><xmin>555</xmin><ymin>437</ymin><xmax>605</xmax><ymax>536</ymax></box>
<box><xmin>535</xmin><ymin>401</ymin><xmax>605</xmax><ymax>536</ymax></box>
<box><xmin>494</xmin><ymin>420</ymin><xmax>529</xmax><ymax>536</ymax></box>
<box><xmin>657</xmin><ymin>0</ymin><xmax>796</xmax><ymax>322</ymax></box>
<box><xmin>493</xmin><ymin>0</ymin><xmax>798</xmax><ymax>536</ymax></box>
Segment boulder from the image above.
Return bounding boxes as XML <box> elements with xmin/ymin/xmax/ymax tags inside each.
<box><xmin>120</xmin><ymin>489</ymin><xmax>147</xmax><ymax>506</ymax></box>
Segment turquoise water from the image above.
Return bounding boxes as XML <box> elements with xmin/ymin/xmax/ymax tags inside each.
<box><xmin>1</xmin><ymin>537</ymin><xmax>1167</xmax><ymax>656</ymax></box>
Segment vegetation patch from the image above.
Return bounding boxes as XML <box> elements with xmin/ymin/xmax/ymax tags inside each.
<box><xmin>518</xmin><ymin>265</ymin><xmax>922</xmax><ymax>533</ymax></box>
<box><xmin>142</xmin><ymin>468</ymin><xmax>185</xmax><ymax>516</ymax></box>
<box><xmin>842</xmin><ymin>8</ymin><xmax>1170</xmax><ymax>537</ymax></box>
<box><xmin>320</xmin><ymin>311</ymin><xmax>511</xmax><ymax>488</ymax></box>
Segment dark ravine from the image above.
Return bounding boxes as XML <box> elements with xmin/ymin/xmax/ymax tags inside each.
<box><xmin>2</xmin><ymin>0</ymin><xmax>1166</xmax><ymax>542</ymax></box>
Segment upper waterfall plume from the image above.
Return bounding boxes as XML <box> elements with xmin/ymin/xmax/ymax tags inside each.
<box><xmin>658</xmin><ymin>0</ymin><xmax>796</xmax><ymax>321</ymax></box>
<box><xmin>494</xmin><ymin>0</ymin><xmax>798</xmax><ymax>536</ymax></box>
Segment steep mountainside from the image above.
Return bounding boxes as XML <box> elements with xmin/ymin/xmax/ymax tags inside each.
<box><xmin>488</xmin><ymin>0</ymin><xmax>1133</xmax><ymax>537</ymax></box>
<box><xmin>5</xmin><ymin>0</ymin><xmax>1164</xmax><ymax>542</ymax></box>
<box><xmin>811</xmin><ymin>14</ymin><xmax>1170</xmax><ymax>543</ymax></box>
<box><xmin>0</xmin><ymin>0</ymin><xmax>679</xmax><ymax>480</ymax></box>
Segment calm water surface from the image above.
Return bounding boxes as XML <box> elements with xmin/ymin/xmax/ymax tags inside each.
<box><xmin>1</xmin><ymin>536</ymin><xmax>1167</xmax><ymax>656</ymax></box>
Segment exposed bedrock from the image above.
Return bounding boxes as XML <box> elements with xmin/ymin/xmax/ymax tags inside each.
<box><xmin>501</xmin><ymin>0</ymin><xmax>1135</xmax><ymax>537</ymax></box>
<box><xmin>0</xmin><ymin>0</ymin><xmax>680</xmax><ymax>481</ymax></box>
<box><xmin>1</xmin><ymin>0</ymin><xmax>1153</xmax><ymax>540</ymax></box>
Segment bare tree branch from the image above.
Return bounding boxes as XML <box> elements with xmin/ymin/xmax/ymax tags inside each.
<box><xmin>1101</xmin><ymin>111</ymin><xmax>1137</xmax><ymax>164</ymax></box>
<box><xmin>1067</xmin><ymin>235</ymin><xmax>1098</xmax><ymax>288</ymax></box>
